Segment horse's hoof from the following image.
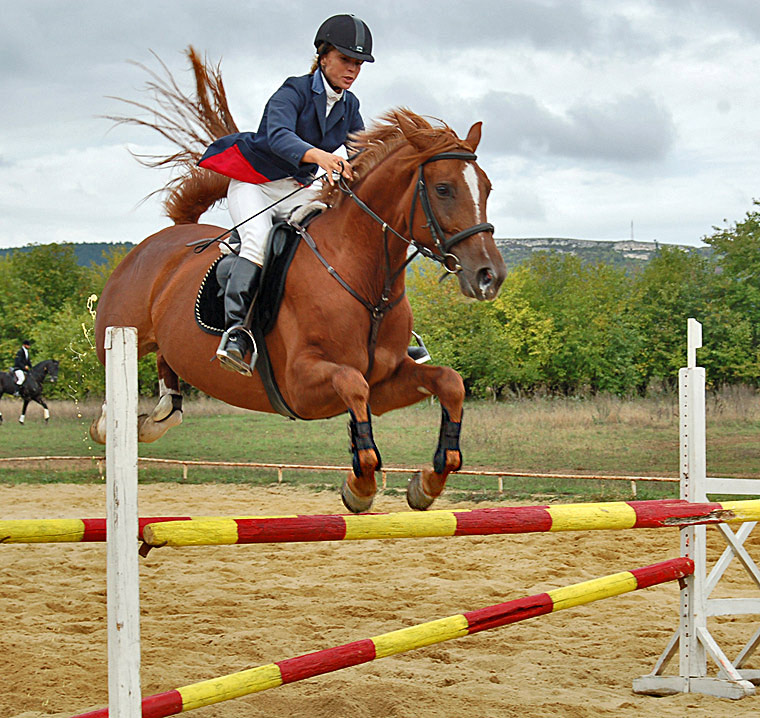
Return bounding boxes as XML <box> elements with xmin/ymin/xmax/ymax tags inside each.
<box><xmin>341</xmin><ymin>479</ymin><xmax>374</xmax><ymax>514</ymax></box>
<box><xmin>137</xmin><ymin>409</ymin><xmax>183</xmax><ymax>443</ymax></box>
<box><xmin>89</xmin><ymin>415</ymin><xmax>107</xmax><ymax>445</ymax></box>
<box><xmin>407</xmin><ymin>472</ymin><xmax>436</xmax><ymax>511</ymax></box>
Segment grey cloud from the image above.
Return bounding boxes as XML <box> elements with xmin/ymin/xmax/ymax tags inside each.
<box><xmin>473</xmin><ymin>90</ymin><xmax>676</xmax><ymax>163</ymax></box>
<box><xmin>667</xmin><ymin>0</ymin><xmax>760</xmax><ymax>39</ymax></box>
<box><xmin>374</xmin><ymin>0</ymin><xmax>596</xmax><ymax>54</ymax></box>
<box><xmin>373</xmin><ymin>1</ymin><xmax>678</xmax><ymax>60</ymax></box>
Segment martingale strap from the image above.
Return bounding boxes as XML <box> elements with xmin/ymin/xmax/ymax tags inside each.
<box><xmin>293</xmin><ymin>223</ymin><xmax>406</xmax><ymax>378</ymax></box>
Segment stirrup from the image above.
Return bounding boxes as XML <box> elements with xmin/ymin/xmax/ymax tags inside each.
<box><xmin>408</xmin><ymin>331</ymin><xmax>431</xmax><ymax>364</ymax></box>
<box><xmin>216</xmin><ymin>326</ymin><xmax>258</xmax><ymax>376</ymax></box>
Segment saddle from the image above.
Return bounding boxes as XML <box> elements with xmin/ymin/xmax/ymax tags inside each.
<box><xmin>195</xmin><ymin>213</ymin><xmax>321</xmax><ymax>418</ymax></box>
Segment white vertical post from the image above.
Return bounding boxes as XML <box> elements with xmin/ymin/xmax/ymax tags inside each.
<box><xmin>687</xmin><ymin>317</ymin><xmax>702</xmax><ymax>370</ymax></box>
<box><xmin>678</xmin><ymin>327</ymin><xmax>707</xmax><ymax>682</ymax></box>
<box><xmin>635</xmin><ymin>318</ymin><xmax>757</xmax><ymax>698</ymax></box>
<box><xmin>105</xmin><ymin>326</ymin><xmax>141</xmax><ymax>717</ymax></box>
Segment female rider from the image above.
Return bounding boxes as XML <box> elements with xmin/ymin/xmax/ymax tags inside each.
<box><xmin>198</xmin><ymin>14</ymin><xmax>374</xmax><ymax>375</ymax></box>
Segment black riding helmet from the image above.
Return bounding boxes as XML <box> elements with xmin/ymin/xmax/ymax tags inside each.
<box><xmin>314</xmin><ymin>14</ymin><xmax>374</xmax><ymax>63</ymax></box>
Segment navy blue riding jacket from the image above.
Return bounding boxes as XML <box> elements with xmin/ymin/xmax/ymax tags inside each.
<box><xmin>14</xmin><ymin>347</ymin><xmax>30</xmax><ymax>372</ymax></box>
<box><xmin>198</xmin><ymin>72</ymin><xmax>364</xmax><ymax>185</ymax></box>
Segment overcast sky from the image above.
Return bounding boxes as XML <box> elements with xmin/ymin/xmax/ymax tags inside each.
<box><xmin>2</xmin><ymin>0</ymin><xmax>759</xmax><ymax>250</ymax></box>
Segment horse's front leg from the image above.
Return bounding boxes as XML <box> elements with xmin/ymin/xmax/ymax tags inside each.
<box><xmin>19</xmin><ymin>398</ymin><xmax>30</xmax><ymax>425</ymax></box>
<box><xmin>35</xmin><ymin>396</ymin><xmax>51</xmax><ymax>423</ymax></box>
<box><xmin>289</xmin><ymin>360</ymin><xmax>380</xmax><ymax>513</ymax></box>
<box><xmin>369</xmin><ymin>359</ymin><xmax>465</xmax><ymax>510</ymax></box>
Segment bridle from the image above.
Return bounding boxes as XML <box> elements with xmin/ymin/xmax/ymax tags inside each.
<box><xmin>336</xmin><ymin>150</ymin><xmax>494</xmax><ymax>275</ymax></box>
<box><xmin>408</xmin><ymin>151</ymin><xmax>495</xmax><ymax>273</ymax></box>
<box><xmin>295</xmin><ymin>150</ymin><xmax>494</xmax><ymax>376</ymax></box>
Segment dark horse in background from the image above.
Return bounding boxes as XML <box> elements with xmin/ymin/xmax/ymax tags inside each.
<box><xmin>0</xmin><ymin>359</ymin><xmax>59</xmax><ymax>424</ymax></box>
<box><xmin>90</xmin><ymin>49</ymin><xmax>506</xmax><ymax>512</ymax></box>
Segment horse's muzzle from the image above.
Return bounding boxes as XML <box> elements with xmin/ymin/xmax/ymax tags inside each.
<box><xmin>457</xmin><ymin>262</ymin><xmax>505</xmax><ymax>301</ymax></box>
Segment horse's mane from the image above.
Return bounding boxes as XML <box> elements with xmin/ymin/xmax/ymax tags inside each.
<box><xmin>318</xmin><ymin>109</ymin><xmax>471</xmax><ymax>208</ymax></box>
<box><xmin>109</xmin><ymin>48</ymin><xmax>469</xmax><ymax>224</ymax></box>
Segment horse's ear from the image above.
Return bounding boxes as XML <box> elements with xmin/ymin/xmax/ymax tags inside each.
<box><xmin>464</xmin><ymin>121</ymin><xmax>482</xmax><ymax>152</ymax></box>
<box><xmin>397</xmin><ymin>112</ymin><xmax>427</xmax><ymax>151</ymax></box>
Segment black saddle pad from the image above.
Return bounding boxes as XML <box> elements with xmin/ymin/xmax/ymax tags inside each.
<box><xmin>195</xmin><ymin>221</ymin><xmax>302</xmax><ymax>337</ymax></box>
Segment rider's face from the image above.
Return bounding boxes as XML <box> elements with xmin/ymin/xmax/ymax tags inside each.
<box><xmin>320</xmin><ymin>49</ymin><xmax>362</xmax><ymax>91</ymax></box>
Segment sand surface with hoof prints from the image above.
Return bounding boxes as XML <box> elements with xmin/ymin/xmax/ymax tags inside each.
<box><xmin>2</xmin><ymin>483</ymin><xmax>759</xmax><ymax>717</ymax></box>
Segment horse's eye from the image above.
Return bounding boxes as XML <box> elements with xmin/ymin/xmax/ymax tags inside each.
<box><xmin>435</xmin><ymin>184</ymin><xmax>452</xmax><ymax>198</ymax></box>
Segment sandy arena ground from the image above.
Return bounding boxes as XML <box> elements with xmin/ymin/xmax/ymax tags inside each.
<box><xmin>2</xmin><ymin>483</ymin><xmax>759</xmax><ymax>718</ymax></box>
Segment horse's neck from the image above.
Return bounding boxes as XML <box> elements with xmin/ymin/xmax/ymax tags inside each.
<box><xmin>316</xmin><ymin>203</ymin><xmax>409</xmax><ymax>300</ymax></box>
<box><xmin>321</xmin><ymin>169</ymin><xmax>414</xmax><ymax>293</ymax></box>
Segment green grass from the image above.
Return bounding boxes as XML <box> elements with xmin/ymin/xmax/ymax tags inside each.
<box><xmin>2</xmin><ymin>393</ymin><xmax>760</xmax><ymax>503</ymax></box>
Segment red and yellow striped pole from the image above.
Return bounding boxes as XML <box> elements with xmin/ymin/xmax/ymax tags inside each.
<box><xmin>0</xmin><ymin>517</ymin><xmax>191</xmax><ymax>543</ymax></box>
<box><xmin>70</xmin><ymin>557</ymin><xmax>692</xmax><ymax>718</ymax></box>
<box><xmin>139</xmin><ymin>499</ymin><xmax>760</xmax><ymax>548</ymax></box>
<box><xmin>4</xmin><ymin>499</ymin><xmax>758</xmax><ymax>547</ymax></box>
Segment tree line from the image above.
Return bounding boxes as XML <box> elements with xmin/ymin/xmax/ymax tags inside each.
<box><xmin>408</xmin><ymin>202</ymin><xmax>760</xmax><ymax>397</ymax></box>
<box><xmin>1</xmin><ymin>202</ymin><xmax>759</xmax><ymax>400</ymax></box>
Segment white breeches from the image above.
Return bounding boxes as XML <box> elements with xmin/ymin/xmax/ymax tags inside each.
<box><xmin>14</xmin><ymin>370</ymin><xmax>24</xmax><ymax>384</ymax></box>
<box><xmin>228</xmin><ymin>178</ymin><xmax>319</xmax><ymax>266</ymax></box>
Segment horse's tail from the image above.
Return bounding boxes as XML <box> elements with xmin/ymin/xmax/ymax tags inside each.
<box><xmin>107</xmin><ymin>46</ymin><xmax>238</xmax><ymax>224</ymax></box>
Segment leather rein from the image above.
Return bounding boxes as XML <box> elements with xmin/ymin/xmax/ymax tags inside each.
<box><xmin>294</xmin><ymin>151</ymin><xmax>495</xmax><ymax>376</ymax></box>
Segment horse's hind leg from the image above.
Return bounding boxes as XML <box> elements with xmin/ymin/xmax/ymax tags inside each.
<box><xmin>137</xmin><ymin>352</ymin><xmax>183</xmax><ymax>443</ymax></box>
<box><xmin>369</xmin><ymin>360</ymin><xmax>465</xmax><ymax>511</ymax></box>
<box><xmin>89</xmin><ymin>403</ymin><xmax>107</xmax><ymax>444</ymax></box>
<box><xmin>89</xmin><ymin>351</ymin><xmax>183</xmax><ymax>445</ymax></box>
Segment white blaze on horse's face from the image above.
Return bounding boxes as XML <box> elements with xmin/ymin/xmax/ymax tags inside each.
<box><xmin>462</xmin><ymin>163</ymin><xmax>482</xmax><ymax>224</ymax></box>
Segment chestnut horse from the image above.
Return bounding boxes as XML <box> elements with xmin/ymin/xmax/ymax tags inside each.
<box><xmin>91</xmin><ymin>104</ymin><xmax>506</xmax><ymax>512</ymax></box>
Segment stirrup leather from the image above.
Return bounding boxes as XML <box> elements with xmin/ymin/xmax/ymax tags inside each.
<box><xmin>216</xmin><ymin>325</ymin><xmax>258</xmax><ymax>376</ymax></box>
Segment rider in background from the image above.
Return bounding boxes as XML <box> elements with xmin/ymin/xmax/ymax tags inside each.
<box><xmin>198</xmin><ymin>13</ymin><xmax>374</xmax><ymax>375</ymax></box>
<box><xmin>13</xmin><ymin>339</ymin><xmax>31</xmax><ymax>395</ymax></box>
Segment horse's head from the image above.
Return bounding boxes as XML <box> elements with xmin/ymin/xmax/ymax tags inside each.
<box><xmin>43</xmin><ymin>360</ymin><xmax>59</xmax><ymax>383</ymax></box>
<box><xmin>326</xmin><ymin>109</ymin><xmax>506</xmax><ymax>300</ymax></box>
<box><xmin>395</xmin><ymin>112</ymin><xmax>507</xmax><ymax>301</ymax></box>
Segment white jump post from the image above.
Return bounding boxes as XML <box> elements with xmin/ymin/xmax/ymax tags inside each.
<box><xmin>105</xmin><ymin>326</ymin><xmax>142</xmax><ymax>717</ymax></box>
<box><xmin>634</xmin><ymin>318</ymin><xmax>760</xmax><ymax>699</ymax></box>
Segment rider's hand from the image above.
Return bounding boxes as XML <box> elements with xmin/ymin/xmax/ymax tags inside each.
<box><xmin>302</xmin><ymin>148</ymin><xmax>353</xmax><ymax>185</ymax></box>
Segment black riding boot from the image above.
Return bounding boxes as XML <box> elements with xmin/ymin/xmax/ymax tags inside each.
<box><xmin>216</xmin><ymin>257</ymin><xmax>262</xmax><ymax>375</ymax></box>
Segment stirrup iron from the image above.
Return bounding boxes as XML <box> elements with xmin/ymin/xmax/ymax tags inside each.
<box><xmin>408</xmin><ymin>330</ymin><xmax>431</xmax><ymax>364</ymax></box>
<box><xmin>216</xmin><ymin>325</ymin><xmax>258</xmax><ymax>376</ymax></box>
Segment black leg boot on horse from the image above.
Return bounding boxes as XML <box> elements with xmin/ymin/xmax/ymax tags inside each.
<box><xmin>216</xmin><ymin>256</ymin><xmax>261</xmax><ymax>376</ymax></box>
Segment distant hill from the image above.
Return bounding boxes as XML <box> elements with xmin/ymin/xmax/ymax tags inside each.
<box><xmin>0</xmin><ymin>242</ymin><xmax>135</xmax><ymax>266</ymax></box>
<box><xmin>0</xmin><ymin>238</ymin><xmax>709</xmax><ymax>271</ymax></box>
<box><xmin>495</xmin><ymin>237</ymin><xmax>711</xmax><ymax>272</ymax></box>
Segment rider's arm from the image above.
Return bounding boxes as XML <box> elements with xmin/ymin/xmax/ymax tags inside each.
<box><xmin>266</xmin><ymin>78</ymin><xmax>353</xmax><ymax>183</ymax></box>
<box><xmin>265</xmin><ymin>80</ymin><xmax>314</xmax><ymax>170</ymax></box>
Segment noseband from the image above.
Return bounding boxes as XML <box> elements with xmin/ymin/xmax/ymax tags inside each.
<box><xmin>409</xmin><ymin>152</ymin><xmax>495</xmax><ymax>272</ymax></box>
